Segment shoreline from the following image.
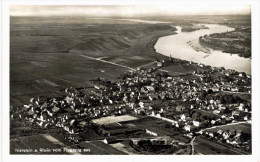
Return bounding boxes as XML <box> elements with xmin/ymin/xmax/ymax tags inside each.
<box><xmin>153</xmin><ymin>24</ymin><xmax>251</xmax><ymax>74</ymax></box>
<box><xmin>187</xmin><ymin>40</ymin><xmax>211</xmax><ymax>54</ymax></box>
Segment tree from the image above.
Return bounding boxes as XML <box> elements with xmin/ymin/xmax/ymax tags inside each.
<box><xmin>152</xmin><ymin>101</ymin><xmax>164</xmax><ymax>111</ymax></box>
<box><xmin>192</xmin><ymin>112</ymin><xmax>201</xmax><ymax>120</ymax></box>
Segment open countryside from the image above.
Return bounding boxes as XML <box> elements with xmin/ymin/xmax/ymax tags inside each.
<box><xmin>10</xmin><ymin>6</ymin><xmax>251</xmax><ymax>155</ymax></box>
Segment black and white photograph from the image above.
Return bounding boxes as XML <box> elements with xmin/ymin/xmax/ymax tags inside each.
<box><xmin>1</xmin><ymin>0</ymin><xmax>260</xmax><ymax>161</ymax></box>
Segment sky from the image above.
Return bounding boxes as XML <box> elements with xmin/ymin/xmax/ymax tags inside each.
<box><xmin>10</xmin><ymin>5</ymin><xmax>251</xmax><ymax>17</ymax></box>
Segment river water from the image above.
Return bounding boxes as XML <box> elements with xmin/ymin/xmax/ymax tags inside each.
<box><xmin>154</xmin><ymin>24</ymin><xmax>251</xmax><ymax>74</ymax></box>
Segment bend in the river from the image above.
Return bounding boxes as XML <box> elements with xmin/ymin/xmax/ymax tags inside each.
<box><xmin>154</xmin><ymin>24</ymin><xmax>251</xmax><ymax>74</ymax></box>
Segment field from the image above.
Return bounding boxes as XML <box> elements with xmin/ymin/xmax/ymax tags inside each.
<box><xmin>10</xmin><ymin>16</ymin><xmax>177</xmax><ymax>107</ymax></box>
<box><xmin>160</xmin><ymin>64</ymin><xmax>194</xmax><ymax>76</ymax></box>
<box><xmin>91</xmin><ymin>115</ymin><xmax>138</xmax><ymax>125</ymax></box>
<box><xmin>120</xmin><ymin>117</ymin><xmax>190</xmax><ymax>143</ymax></box>
<box><xmin>110</xmin><ymin>142</ymin><xmax>138</xmax><ymax>155</ymax></box>
<box><xmin>10</xmin><ymin>131</ymin><xmax>127</xmax><ymax>154</ymax></box>
<box><xmin>66</xmin><ymin>141</ymin><xmax>126</xmax><ymax>155</ymax></box>
<box><xmin>10</xmin><ymin>134</ymin><xmax>68</xmax><ymax>154</ymax></box>
<box><xmin>194</xmin><ymin>136</ymin><xmax>249</xmax><ymax>155</ymax></box>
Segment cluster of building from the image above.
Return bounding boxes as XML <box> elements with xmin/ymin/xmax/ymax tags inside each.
<box><xmin>118</xmin><ymin>64</ymin><xmax>251</xmax><ymax>134</ymax></box>
<box><xmin>10</xmin><ymin>59</ymin><xmax>251</xmax><ymax>148</ymax></box>
<box><xmin>10</xmin><ymin>86</ymin><xmax>131</xmax><ymax>142</ymax></box>
<box><xmin>201</xmin><ymin>128</ymin><xmax>251</xmax><ymax>151</ymax></box>
<box><xmin>129</xmin><ymin>136</ymin><xmax>177</xmax><ymax>153</ymax></box>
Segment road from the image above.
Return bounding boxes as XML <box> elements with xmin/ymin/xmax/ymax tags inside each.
<box><xmin>79</xmin><ymin>54</ymin><xmax>135</xmax><ymax>71</ymax></box>
<box><xmin>200</xmin><ymin>120</ymin><xmax>251</xmax><ymax>132</ymax></box>
<box><xmin>149</xmin><ymin>114</ymin><xmax>176</xmax><ymax>124</ymax></box>
<box><xmin>150</xmin><ymin>114</ymin><xmax>251</xmax><ymax>155</ymax></box>
<box><xmin>190</xmin><ymin>136</ymin><xmax>196</xmax><ymax>155</ymax></box>
<box><xmin>222</xmin><ymin>91</ymin><xmax>250</xmax><ymax>95</ymax></box>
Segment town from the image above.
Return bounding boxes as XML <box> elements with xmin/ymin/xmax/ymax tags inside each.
<box><xmin>10</xmin><ymin>56</ymin><xmax>251</xmax><ymax>155</ymax></box>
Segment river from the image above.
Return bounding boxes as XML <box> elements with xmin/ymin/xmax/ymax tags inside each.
<box><xmin>89</xmin><ymin>18</ymin><xmax>251</xmax><ymax>74</ymax></box>
<box><xmin>154</xmin><ymin>24</ymin><xmax>251</xmax><ymax>74</ymax></box>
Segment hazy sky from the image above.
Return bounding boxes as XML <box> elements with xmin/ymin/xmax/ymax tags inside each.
<box><xmin>10</xmin><ymin>5</ymin><xmax>251</xmax><ymax>17</ymax></box>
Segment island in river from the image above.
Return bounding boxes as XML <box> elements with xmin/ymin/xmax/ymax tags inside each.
<box><xmin>199</xmin><ymin>26</ymin><xmax>251</xmax><ymax>58</ymax></box>
<box><xmin>181</xmin><ymin>24</ymin><xmax>209</xmax><ymax>32</ymax></box>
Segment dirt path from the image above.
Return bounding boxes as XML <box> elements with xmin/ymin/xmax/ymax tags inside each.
<box><xmin>149</xmin><ymin>114</ymin><xmax>176</xmax><ymax>124</ymax></box>
<box><xmin>79</xmin><ymin>54</ymin><xmax>134</xmax><ymax>71</ymax></box>
<box><xmin>190</xmin><ymin>136</ymin><xmax>196</xmax><ymax>155</ymax></box>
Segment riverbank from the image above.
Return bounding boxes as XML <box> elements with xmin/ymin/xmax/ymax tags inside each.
<box><xmin>181</xmin><ymin>24</ymin><xmax>209</xmax><ymax>32</ymax></box>
<box><xmin>187</xmin><ymin>40</ymin><xmax>211</xmax><ymax>54</ymax></box>
<box><xmin>199</xmin><ymin>27</ymin><xmax>251</xmax><ymax>58</ymax></box>
<box><xmin>154</xmin><ymin>24</ymin><xmax>251</xmax><ymax>74</ymax></box>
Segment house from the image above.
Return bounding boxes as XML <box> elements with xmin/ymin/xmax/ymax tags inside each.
<box><xmin>103</xmin><ymin>137</ymin><xmax>120</xmax><ymax>144</ymax></box>
<box><xmin>217</xmin><ymin>129</ymin><xmax>224</xmax><ymax>135</ymax></box>
<box><xmin>176</xmin><ymin>121</ymin><xmax>185</xmax><ymax>128</ymax></box>
<box><xmin>222</xmin><ymin>131</ymin><xmax>230</xmax><ymax>140</ymax></box>
<box><xmin>238</xmin><ymin>103</ymin><xmax>244</xmax><ymax>111</ymax></box>
<box><xmin>65</xmin><ymin>96</ymin><xmax>73</xmax><ymax>104</ymax></box>
<box><xmin>41</xmin><ymin>102</ymin><xmax>48</xmax><ymax>109</ymax></box>
<box><xmin>146</xmin><ymin>129</ymin><xmax>158</xmax><ymax>136</ymax></box>
<box><xmin>184</xmin><ymin>125</ymin><xmax>195</xmax><ymax>132</ymax></box>
<box><xmin>176</xmin><ymin>105</ymin><xmax>185</xmax><ymax>112</ymax></box>
<box><xmin>232</xmin><ymin>110</ymin><xmax>240</xmax><ymax>116</ymax></box>
<box><xmin>30</xmin><ymin>98</ymin><xmax>35</xmax><ymax>103</ymax></box>
<box><xmin>70</xmin><ymin>135</ymin><xmax>82</xmax><ymax>143</ymax></box>
<box><xmin>234</xmin><ymin>130</ymin><xmax>242</xmax><ymax>140</ymax></box>
<box><xmin>139</xmin><ymin>102</ymin><xmax>144</xmax><ymax>108</ymax></box>
<box><xmin>129</xmin><ymin>139</ymin><xmax>139</xmax><ymax>147</ymax></box>
<box><xmin>98</xmin><ymin>124</ymin><xmax>144</xmax><ymax>137</ymax></box>
<box><xmin>197</xmin><ymin>130</ymin><xmax>203</xmax><ymax>135</ymax></box>
<box><xmin>151</xmin><ymin>111</ymin><xmax>155</xmax><ymax>116</ymax></box>
<box><xmin>181</xmin><ymin>114</ymin><xmax>186</xmax><ymax>121</ymax></box>
<box><xmin>231</xmin><ymin>87</ymin><xmax>239</xmax><ymax>92</ymax></box>
<box><xmin>211</xmin><ymin>120</ymin><xmax>216</xmax><ymax>125</ymax></box>
<box><xmin>193</xmin><ymin>121</ymin><xmax>200</xmax><ymax>127</ymax></box>
<box><xmin>52</xmin><ymin>106</ymin><xmax>60</xmax><ymax>113</ymax></box>
<box><xmin>157</xmin><ymin>61</ymin><xmax>163</xmax><ymax>67</ymax></box>
<box><xmin>213</xmin><ymin>110</ymin><xmax>220</xmax><ymax>115</ymax></box>
<box><xmin>209</xmin><ymin>132</ymin><xmax>214</xmax><ymax>138</ymax></box>
<box><xmin>148</xmin><ymin>94</ymin><xmax>159</xmax><ymax>101</ymax></box>
<box><xmin>37</xmin><ymin>96</ymin><xmax>47</xmax><ymax>105</ymax></box>
<box><xmin>150</xmin><ymin>138</ymin><xmax>168</xmax><ymax>145</ymax></box>
<box><xmin>238</xmin><ymin>72</ymin><xmax>247</xmax><ymax>78</ymax></box>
